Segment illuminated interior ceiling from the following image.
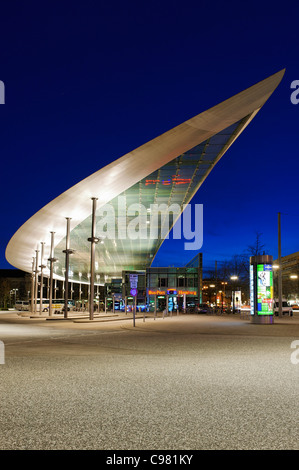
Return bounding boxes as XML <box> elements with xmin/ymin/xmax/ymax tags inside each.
<box><xmin>53</xmin><ymin>118</ymin><xmax>247</xmax><ymax>283</ymax></box>
<box><xmin>5</xmin><ymin>69</ymin><xmax>285</xmax><ymax>283</ymax></box>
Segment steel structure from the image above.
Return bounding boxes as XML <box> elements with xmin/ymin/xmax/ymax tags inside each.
<box><xmin>6</xmin><ymin>70</ymin><xmax>285</xmax><ymax>288</ymax></box>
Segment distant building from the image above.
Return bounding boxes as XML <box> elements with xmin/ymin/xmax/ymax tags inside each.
<box><xmin>273</xmin><ymin>252</ymin><xmax>299</xmax><ymax>301</ymax></box>
<box><xmin>0</xmin><ymin>269</ymin><xmax>31</xmax><ymax>308</ymax></box>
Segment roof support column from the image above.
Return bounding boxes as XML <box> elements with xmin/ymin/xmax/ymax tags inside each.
<box><xmin>79</xmin><ymin>272</ymin><xmax>82</xmax><ymax>305</ymax></box>
<box><xmin>48</xmin><ymin>232</ymin><xmax>57</xmax><ymax>317</ymax></box>
<box><xmin>63</xmin><ymin>218</ymin><xmax>74</xmax><ymax>319</ymax></box>
<box><xmin>34</xmin><ymin>250</ymin><xmax>39</xmax><ymax>314</ymax></box>
<box><xmin>88</xmin><ymin>197</ymin><xmax>99</xmax><ymax>321</ymax></box>
<box><xmin>39</xmin><ymin>242</ymin><xmax>45</xmax><ymax>315</ymax></box>
<box><xmin>31</xmin><ymin>257</ymin><xmax>35</xmax><ymax>314</ymax></box>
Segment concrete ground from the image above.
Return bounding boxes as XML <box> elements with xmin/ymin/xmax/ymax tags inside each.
<box><xmin>0</xmin><ymin>310</ymin><xmax>299</xmax><ymax>450</ymax></box>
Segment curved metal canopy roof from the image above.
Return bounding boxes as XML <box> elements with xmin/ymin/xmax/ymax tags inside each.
<box><xmin>6</xmin><ymin>69</ymin><xmax>285</xmax><ymax>283</ymax></box>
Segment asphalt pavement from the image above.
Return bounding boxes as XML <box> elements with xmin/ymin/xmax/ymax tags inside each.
<box><xmin>0</xmin><ymin>311</ymin><xmax>299</xmax><ymax>450</ymax></box>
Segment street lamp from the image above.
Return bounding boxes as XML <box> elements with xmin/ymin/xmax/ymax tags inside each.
<box><xmin>290</xmin><ymin>275</ymin><xmax>298</xmax><ymax>304</ymax></box>
<box><xmin>221</xmin><ymin>282</ymin><xmax>227</xmax><ymax>312</ymax></box>
<box><xmin>10</xmin><ymin>288</ymin><xmax>18</xmax><ymax>308</ymax></box>
<box><xmin>230</xmin><ymin>276</ymin><xmax>238</xmax><ymax>313</ymax></box>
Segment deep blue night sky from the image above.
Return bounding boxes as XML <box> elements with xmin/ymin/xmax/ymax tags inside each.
<box><xmin>1</xmin><ymin>1</ymin><xmax>299</xmax><ymax>273</ymax></box>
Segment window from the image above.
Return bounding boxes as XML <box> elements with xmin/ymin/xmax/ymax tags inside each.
<box><xmin>168</xmin><ymin>275</ymin><xmax>175</xmax><ymax>287</ymax></box>
<box><xmin>149</xmin><ymin>274</ymin><xmax>158</xmax><ymax>288</ymax></box>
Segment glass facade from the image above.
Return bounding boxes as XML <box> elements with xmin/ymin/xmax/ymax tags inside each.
<box><xmin>51</xmin><ymin>119</ymin><xmax>247</xmax><ymax>284</ymax></box>
<box><xmin>118</xmin><ymin>264</ymin><xmax>201</xmax><ymax>313</ymax></box>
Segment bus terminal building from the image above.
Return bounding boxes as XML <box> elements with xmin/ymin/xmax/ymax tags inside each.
<box><xmin>5</xmin><ymin>70</ymin><xmax>285</xmax><ymax>318</ymax></box>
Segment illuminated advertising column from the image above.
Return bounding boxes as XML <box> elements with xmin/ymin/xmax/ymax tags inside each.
<box><xmin>250</xmin><ymin>255</ymin><xmax>274</xmax><ymax>324</ymax></box>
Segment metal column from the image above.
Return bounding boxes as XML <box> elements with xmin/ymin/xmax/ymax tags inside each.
<box><xmin>79</xmin><ymin>272</ymin><xmax>82</xmax><ymax>307</ymax></box>
<box><xmin>34</xmin><ymin>250</ymin><xmax>39</xmax><ymax>315</ymax></box>
<box><xmin>63</xmin><ymin>218</ymin><xmax>74</xmax><ymax>319</ymax></box>
<box><xmin>31</xmin><ymin>257</ymin><xmax>35</xmax><ymax>314</ymax></box>
<box><xmin>96</xmin><ymin>274</ymin><xmax>100</xmax><ymax>312</ymax></box>
<box><xmin>48</xmin><ymin>232</ymin><xmax>56</xmax><ymax>317</ymax></box>
<box><xmin>39</xmin><ymin>242</ymin><xmax>45</xmax><ymax>315</ymax></box>
<box><xmin>278</xmin><ymin>212</ymin><xmax>283</xmax><ymax>318</ymax></box>
<box><xmin>133</xmin><ymin>295</ymin><xmax>136</xmax><ymax>327</ymax></box>
<box><xmin>88</xmin><ymin>197</ymin><xmax>99</xmax><ymax>321</ymax></box>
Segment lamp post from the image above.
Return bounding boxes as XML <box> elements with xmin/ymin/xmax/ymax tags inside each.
<box><xmin>209</xmin><ymin>285</ymin><xmax>215</xmax><ymax>307</ymax></box>
<box><xmin>221</xmin><ymin>281</ymin><xmax>227</xmax><ymax>312</ymax></box>
<box><xmin>230</xmin><ymin>276</ymin><xmax>238</xmax><ymax>313</ymax></box>
<box><xmin>272</xmin><ymin>264</ymin><xmax>279</xmax><ymax>308</ymax></box>
<box><xmin>11</xmin><ymin>288</ymin><xmax>18</xmax><ymax>308</ymax></box>
<box><xmin>290</xmin><ymin>275</ymin><xmax>298</xmax><ymax>305</ymax></box>
<box><xmin>278</xmin><ymin>212</ymin><xmax>283</xmax><ymax>318</ymax></box>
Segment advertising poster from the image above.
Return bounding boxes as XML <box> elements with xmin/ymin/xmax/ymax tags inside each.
<box><xmin>257</xmin><ymin>264</ymin><xmax>273</xmax><ymax>315</ymax></box>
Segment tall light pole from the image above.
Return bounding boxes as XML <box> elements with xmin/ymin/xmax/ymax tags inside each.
<box><xmin>230</xmin><ymin>276</ymin><xmax>238</xmax><ymax>313</ymax></box>
<box><xmin>215</xmin><ymin>260</ymin><xmax>218</xmax><ymax>307</ymax></box>
<box><xmin>209</xmin><ymin>284</ymin><xmax>215</xmax><ymax>306</ymax></box>
<box><xmin>221</xmin><ymin>281</ymin><xmax>227</xmax><ymax>312</ymax></box>
<box><xmin>12</xmin><ymin>288</ymin><xmax>18</xmax><ymax>307</ymax></box>
<box><xmin>278</xmin><ymin>212</ymin><xmax>283</xmax><ymax>317</ymax></box>
<box><xmin>290</xmin><ymin>275</ymin><xmax>298</xmax><ymax>306</ymax></box>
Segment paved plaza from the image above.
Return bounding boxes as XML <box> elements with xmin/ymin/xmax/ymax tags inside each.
<box><xmin>0</xmin><ymin>311</ymin><xmax>299</xmax><ymax>450</ymax></box>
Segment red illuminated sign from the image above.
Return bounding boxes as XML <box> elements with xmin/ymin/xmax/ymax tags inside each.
<box><xmin>148</xmin><ymin>289</ymin><xmax>197</xmax><ymax>296</ymax></box>
<box><xmin>148</xmin><ymin>290</ymin><xmax>166</xmax><ymax>295</ymax></box>
<box><xmin>145</xmin><ymin>175</ymin><xmax>191</xmax><ymax>186</ymax></box>
<box><xmin>178</xmin><ymin>290</ymin><xmax>197</xmax><ymax>296</ymax></box>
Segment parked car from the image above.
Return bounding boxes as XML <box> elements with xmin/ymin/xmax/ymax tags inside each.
<box><xmin>273</xmin><ymin>300</ymin><xmax>293</xmax><ymax>316</ymax></box>
<box><xmin>197</xmin><ymin>303</ymin><xmax>211</xmax><ymax>314</ymax></box>
<box><xmin>15</xmin><ymin>300</ymin><xmax>29</xmax><ymax>311</ymax></box>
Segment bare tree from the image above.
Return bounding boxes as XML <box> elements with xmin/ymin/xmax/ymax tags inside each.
<box><xmin>245</xmin><ymin>231</ymin><xmax>266</xmax><ymax>257</ymax></box>
<box><xmin>0</xmin><ymin>278</ymin><xmax>11</xmax><ymax>309</ymax></box>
